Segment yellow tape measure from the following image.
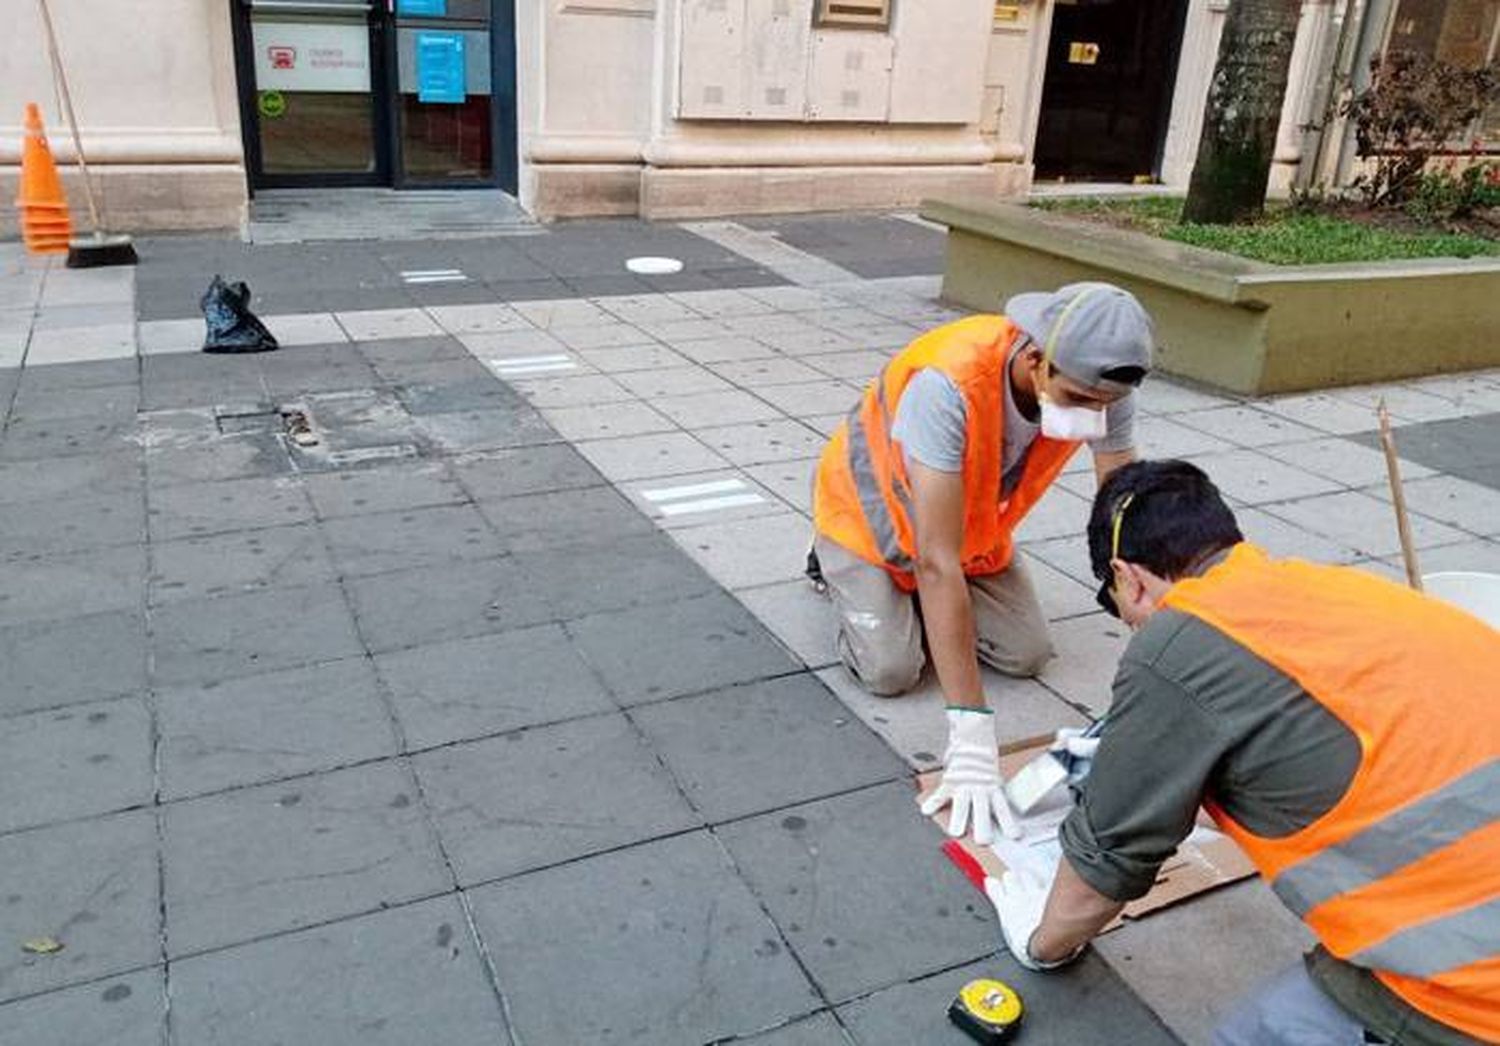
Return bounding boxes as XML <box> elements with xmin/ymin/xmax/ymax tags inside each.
<box><xmin>948</xmin><ymin>978</ymin><xmax>1024</xmax><ymax>1043</ymax></box>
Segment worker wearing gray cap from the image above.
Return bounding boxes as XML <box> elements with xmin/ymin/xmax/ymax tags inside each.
<box><xmin>810</xmin><ymin>281</ymin><xmax>1154</xmax><ymax>845</ymax></box>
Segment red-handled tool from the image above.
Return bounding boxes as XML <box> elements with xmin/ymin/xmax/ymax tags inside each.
<box><xmin>943</xmin><ymin>838</ymin><xmax>990</xmax><ymax>893</ymax></box>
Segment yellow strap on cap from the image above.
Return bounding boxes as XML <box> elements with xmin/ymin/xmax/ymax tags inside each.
<box><xmin>1111</xmin><ymin>492</ymin><xmax>1135</xmax><ymax>562</ymax></box>
<box><xmin>1040</xmin><ymin>285</ymin><xmax>1104</xmax><ymax>372</ymax></box>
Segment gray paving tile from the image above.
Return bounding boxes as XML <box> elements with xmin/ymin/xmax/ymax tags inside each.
<box><xmin>1262</xmin><ymin>437</ymin><xmax>1429</xmax><ymax>490</ymax></box>
<box><xmin>412</xmin><ymin>407</ymin><xmax>558</xmax><ymax>454</ymax></box>
<box><xmin>1350</xmin><ymin>412</ymin><xmax>1500</xmax><ymax>484</ymax></box>
<box><xmin>476</xmin><ymin>484</ymin><xmax>656</xmax><ymax>552</ymax></box>
<box><xmin>0</xmin><ymin>491</ymin><xmax>145</xmax><ymax>562</ymax></box>
<box><xmin>1261</xmin><ymin>490</ymin><xmax>1466</xmax><ymax>558</ymax></box>
<box><xmin>0</xmin><ymin>450</ymin><xmax>141</xmax><ymax>506</ymax></box>
<box><xmin>376</xmin><ymin>623</ymin><xmax>614</xmax><ymax>749</ymax></box>
<box><xmin>0</xmin><ymin>811</ymin><xmax>160</xmax><ymax>1003</ymax></box>
<box><xmin>1183</xmin><ymin>448</ymin><xmax>1343</xmax><ymax>506</ymax></box>
<box><xmin>468</xmin><ymin>831</ymin><xmax>820</xmax><ymax>1044</ymax></box>
<box><xmin>143</xmin><ymin>429</ymin><xmax>293</xmax><ymax>486</ymax></box>
<box><xmin>355</xmin><ymin>333</ymin><xmax>470</xmax><ymax>369</ymax></box>
<box><xmin>1172</xmin><ymin>404</ymin><xmax>1323</xmax><ymax>448</ymax></box>
<box><xmin>305</xmin><ymin>460</ymin><xmax>465</xmax><ymax>519</ymax></box>
<box><xmin>0</xmin><ymin>967</ymin><xmax>164</xmax><ymax>1046</ymax></box>
<box><xmin>0</xmin><ymin>696</ymin><xmax>153</xmax><ymax>833</ymax></box>
<box><xmin>149</xmin><ymin>523</ymin><xmax>336</xmax><ymax>604</ymax></box>
<box><xmin>653</xmin><ymin>389</ymin><xmax>783</xmax><ymax>428</ymax></box>
<box><xmin>264</xmin><ymin>361</ymin><xmax>383</xmax><ymax>400</ymax></box>
<box><xmin>518</xmin><ymin>532</ymin><xmax>718</xmax><ymax>620</ymax></box>
<box><xmin>169</xmin><ymin>896</ymin><xmax>511</xmax><ymax>1046</ymax></box>
<box><xmin>450</xmin><ymin>443</ymin><xmax>602</xmax><ymax>500</ymax></box>
<box><xmin>0</xmin><ymin>414</ymin><xmax>137</xmax><ymax>461</ymax></box>
<box><xmin>416</xmin><ymin>713</ymin><xmax>700</xmax><ymax>884</ymax></box>
<box><xmin>150</xmin><ymin>582</ymin><xmax>363</xmax><ymax>686</ymax></box>
<box><xmin>147</xmin><ymin>475</ymin><xmax>313</xmax><ymax>541</ymax></box>
<box><xmin>668</xmin><ymin>511</ymin><xmax>812</xmax><ymax>590</ymax></box>
<box><xmin>8</xmin><ymin>357</ymin><xmax>136</xmax><ymax>391</ymax></box>
<box><xmin>162</xmin><ymin>760</ymin><xmax>447</xmax><ymax>957</ymax></box>
<box><xmin>395</xmin><ymin>380</ymin><xmax>522</xmax><ymax>416</ymax></box>
<box><xmin>577</xmin><ymin>343</ymin><xmax>694</xmax><ymax>374</ymax></box>
<box><xmin>1402</xmin><ymin>537</ymin><xmax>1500</xmax><ymax>575</ymax></box>
<box><xmin>542</xmin><ymin>400</ymin><xmax>676</xmax><ymax>441</ymax></box>
<box><xmin>566</xmin><ymin>591</ymin><xmax>801</xmax><ymax>706</ymax></box>
<box><xmin>739</xmin><ymin>1012</ymin><xmax>849</xmax><ymax>1045</ymax></box>
<box><xmin>836</xmin><ymin>953</ymin><xmax>1178</xmax><ymax>1046</ymax></box>
<box><xmin>157</xmin><ymin>658</ymin><xmax>398</xmax><ymax>800</ymax></box>
<box><xmin>737</xmin><ymin>580</ymin><xmax>839</xmax><ymax>669</ymax></box>
<box><xmin>576</xmin><ymin>431</ymin><xmax>733</xmax><ymax>483</ymax></box>
<box><xmin>1093</xmin><ymin>878</ymin><xmax>1313</xmax><ymax>1046</ymax></box>
<box><xmin>0</xmin><ymin>545</ymin><xmax>144</xmax><ymax>627</ymax></box>
<box><xmin>696</xmin><ymin>420</ymin><xmax>828</xmax><ymax>467</ymax></box>
<box><xmin>8</xmin><ymin>382</ymin><xmax>138</xmax><ymax>425</ymax></box>
<box><xmin>0</xmin><ymin>609</ymin><xmax>147</xmax><ymax>717</ymax></box>
<box><xmin>322</xmin><ymin>505</ymin><xmax>504</xmax><ymax>578</ymax></box>
<box><xmin>635</xmin><ymin>674</ymin><xmax>905</xmax><ymax>822</ymax></box>
<box><xmin>717</xmin><ymin>781</ymin><xmax>997</xmax><ymax>1003</ymax></box>
<box><xmin>1364</xmin><ymin>473</ymin><xmax>1500</xmax><ymax>537</ymax></box>
<box><xmin>345</xmin><ymin>556</ymin><xmax>547</xmax><ymax>652</ymax></box>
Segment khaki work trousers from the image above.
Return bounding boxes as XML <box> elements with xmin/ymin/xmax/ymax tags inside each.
<box><xmin>815</xmin><ymin>536</ymin><xmax>1054</xmax><ymax>696</ymax></box>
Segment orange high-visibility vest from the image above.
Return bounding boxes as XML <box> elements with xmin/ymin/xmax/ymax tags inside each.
<box><xmin>812</xmin><ymin>315</ymin><xmax>1080</xmax><ymax>591</ymax></box>
<box><xmin>1164</xmin><ymin>544</ymin><xmax>1500</xmax><ymax>1041</ymax></box>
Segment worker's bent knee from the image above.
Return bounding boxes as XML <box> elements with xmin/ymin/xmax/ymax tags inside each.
<box><xmin>838</xmin><ymin>633</ymin><xmax>923</xmax><ymax>695</ymax></box>
<box><xmin>979</xmin><ymin>637</ymin><xmax>1055</xmax><ymax>679</ymax></box>
<box><xmin>860</xmin><ymin>658</ymin><xmax>924</xmax><ymax>696</ymax></box>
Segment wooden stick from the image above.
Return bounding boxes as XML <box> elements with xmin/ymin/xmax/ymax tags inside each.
<box><xmin>1377</xmin><ymin>399</ymin><xmax>1423</xmax><ymax>591</ymax></box>
<box><xmin>36</xmin><ymin>0</ymin><xmax>102</xmax><ymax>235</ymax></box>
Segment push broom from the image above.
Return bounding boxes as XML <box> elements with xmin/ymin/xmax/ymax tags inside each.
<box><xmin>36</xmin><ymin>0</ymin><xmax>138</xmax><ymax>268</ymax></box>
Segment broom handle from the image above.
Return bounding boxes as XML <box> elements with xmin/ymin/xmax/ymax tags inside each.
<box><xmin>1377</xmin><ymin>400</ymin><xmax>1423</xmax><ymax>591</ymax></box>
<box><xmin>36</xmin><ymin>0</ymin><xmax>102</xmax><ymax>234</ymax></box>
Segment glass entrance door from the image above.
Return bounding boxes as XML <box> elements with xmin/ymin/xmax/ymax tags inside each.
<box><xmin>241</xmin><ymin>0</ymin><xmax>389</xmax><ymax>185</ymax></box>
<box><xmin>392</xmin><ymin>0</ymin><xmax>494</xmax><ymax>184</ymax></box>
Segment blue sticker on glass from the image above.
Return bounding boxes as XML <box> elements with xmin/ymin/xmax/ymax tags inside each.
<box><xmin>416</xmin><ymin>31</ymin><xmax>465</xmax><ymax>104</ymax></box>
<box><xmin>398</xmin><ymin>0</ymin><xmax>446</xmax><ymax>15</ymax></box>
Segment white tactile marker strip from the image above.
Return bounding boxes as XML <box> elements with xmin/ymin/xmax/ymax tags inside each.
<box><xmin>484</xmin><ymin>354</ymin><xmax>580</xmax><ymax>377</ymax></box>
<box><xmin>640</xmin><ymin>477</ymin><xmax>767</xmax><ymax>517</ymax></box>
<box><xmin>400</xmin><ymin>269</ymin><xmax>468</xmax><ymax>284</ymax></box>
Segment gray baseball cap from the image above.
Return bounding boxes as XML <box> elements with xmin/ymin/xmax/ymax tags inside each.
<box><xmin>1005</xmin><ymin>282</ymin><xmax>1154</xmax><ymax>392</ymax></box>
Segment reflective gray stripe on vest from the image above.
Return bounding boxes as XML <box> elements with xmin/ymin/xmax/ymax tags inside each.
<box><xmin>1273</xmin><ymin>759</ymin><xmax>1500</xmax><ymax>917</ymax></box>
<box><xmin>1351</xmin><ymin>895</ymin><xmax>1500</xmax><ymax>978</ymax></box>
<box><xmin>845</xmin><ymin>397</ymin><xmax>911</xmax><ymax>572</ymax></box>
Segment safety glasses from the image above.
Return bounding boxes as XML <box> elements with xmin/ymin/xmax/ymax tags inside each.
<box><xmin>1094</xmin><ymin>493</ymin><xmax>1135</xmax><ymax>618</ymax></box>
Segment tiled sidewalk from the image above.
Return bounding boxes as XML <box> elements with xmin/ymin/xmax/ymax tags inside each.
<box><xmin>3</xmin><ymin>219</ymin><xmax>1499</xmax><ymax>1045</ymax></box>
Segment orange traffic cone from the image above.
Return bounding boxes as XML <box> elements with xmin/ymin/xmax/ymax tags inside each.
<box><xmin>16</xmin><ymin>103</ymin><xmax>72</xmax><ymax>255</ymax></box>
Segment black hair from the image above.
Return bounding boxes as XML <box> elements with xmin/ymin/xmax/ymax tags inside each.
<box><xmin>1088</xmin><ymin>460</ymin><xmax>1243</xmax><ymax>595</ymax></box>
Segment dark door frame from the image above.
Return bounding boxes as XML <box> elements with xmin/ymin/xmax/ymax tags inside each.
<box><xmin>231</xmin><ymin>0</ymin><xmax>518</xmax><ymax>194</ymax></box>
<box><xmin>1031</xmin><ymin>0</ymin><xmax>1192</xmax><ymax>182</ymax></box>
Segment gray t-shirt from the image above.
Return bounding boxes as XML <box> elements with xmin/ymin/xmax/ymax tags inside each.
<box><xmin>889</xmin><ymin>362</ymin><xmax>1136</xmax><ymax>489</ymax></box>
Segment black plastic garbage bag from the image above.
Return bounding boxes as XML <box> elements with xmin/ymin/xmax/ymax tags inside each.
<box><xmin>201</xmin><ymin>275</ymin><xmax>279</xmax><ymax>354</ymax></box>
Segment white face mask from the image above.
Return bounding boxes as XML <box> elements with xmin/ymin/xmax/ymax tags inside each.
<box><xmin>1039</xmin><ymin>395</ymin><xmax>1108</xmax><ymax>441</ymax></box>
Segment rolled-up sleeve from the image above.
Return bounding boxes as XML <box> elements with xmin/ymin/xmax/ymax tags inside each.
<box><xmin>1058</xmin><ymin>656</ymin><xmax>1230</xmax><ymax>902</ymax></box>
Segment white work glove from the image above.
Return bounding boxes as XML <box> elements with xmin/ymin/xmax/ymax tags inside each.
<box><xmin>985</xmin><ymin>868</ymin><xmax>1079</xmax><ymax>972</ymax></box>
<box><xmin>1049</xmin><ymin>726</ymin><xmax>1101</xmax><ymax>761</ymax></box>
<box><xmin>919</xmin><ymin>708</ymin><xmax>1020</xmax><ymax>845</ymax></box>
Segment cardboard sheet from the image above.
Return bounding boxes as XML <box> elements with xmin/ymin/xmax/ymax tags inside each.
<box><xmin>917</xmin><ymin>736</ymin><xmax>1256</xmax><ymax>932</ymax></box>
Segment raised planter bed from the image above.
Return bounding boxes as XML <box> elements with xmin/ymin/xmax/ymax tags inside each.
<box><xmin>920</xmin><ymin>199</ymin><xmax>1500</xmax><ymax>396</ymax></box>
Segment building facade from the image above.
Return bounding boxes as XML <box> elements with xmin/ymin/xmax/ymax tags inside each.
<box><xmin>1</xmin><ymin>0</ymin><xmax>1496</xmax><ymax>233</ymax></box>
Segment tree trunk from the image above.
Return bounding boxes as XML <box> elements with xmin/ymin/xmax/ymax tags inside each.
<box><xmin>1182</xmin><ymin>0</ymin><xmax>1304</xmax><ymax>225</ymax></box>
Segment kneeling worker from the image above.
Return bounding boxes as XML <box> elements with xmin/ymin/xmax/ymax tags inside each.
<box><xmin>992</xmin><ymin>459</ymin><xmax>1500</xmax><ymax>1045</ymax></box>
<box><xmin>811</xmin><ymin>282</ymin><xmax>1154</xmax><ymax>843</ymax></box>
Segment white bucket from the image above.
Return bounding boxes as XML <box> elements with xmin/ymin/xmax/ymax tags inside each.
<box><xmin>1422</xmin><ymin>572</ymin><xmax>1500</xmax><ymax>630</ymax></box>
